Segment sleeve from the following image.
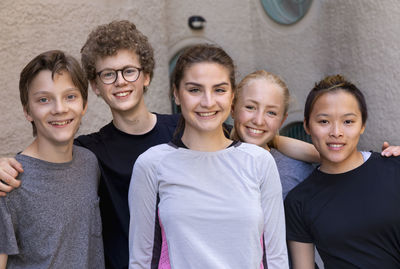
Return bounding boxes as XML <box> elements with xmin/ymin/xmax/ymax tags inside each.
<box><xmin>128</xmin><ymin>153</ymin><xmax>159</xmax><ymax>269</ymax></box>
<box><xmin>284</xmin><ymin>189</ymin><xmax>314</xmax><ymax>243</ymax></box>
<box><xmin>260</xmin><ymin>153</ymin><xmax>289</xmax><ymax>269</ymax></box>
<box><xmin>0</xmin><ymin>197</ymin><xmax>19</xmax><ymax>255</ymax></box>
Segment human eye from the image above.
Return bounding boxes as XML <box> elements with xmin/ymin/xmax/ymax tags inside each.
<box><xmin>245</xmin><ymin>105</ymin><xmax>256</xmax><ymax>110</ymax></box>
<box><xmin>318</xmin><ymin>119</ymin><xmax>329</xmax><ymax>124</ymax></box>
<box><xmin>215</xmin><ymin>87</ymin><xmax>227</xmax><ymax>93</ymax></box>
<box><xmin>66</xmin><ymin>94</ymin><xmax>77</xmax><ymax>101</ymax></box>
<box><xmin>267</xmin><ymin>111</ymin><xmax>277</xmax><ymax>116</ymax></box>
<box><xmin>188</xmin><ymin>88</ymin><xmax>200</xmax><ymax>93</ymax></box>
<box><xmin>344</xmin><ymin>119</ymin><xmax>354</xmax><ymax>125</ymax></box>
<box><xmin>123</xmin><ymin>67</ymin><xmax>138</xmax><ymax>76</ymax></box>
<box><xmin>37</xmin><ymin>97</ymin><xmax>49</xmax><ymax>104</ymax></box>
<box><xmin>101</xmin><ymin>70</ymin><xmax>115</xmax><ymax>79</ymax></box>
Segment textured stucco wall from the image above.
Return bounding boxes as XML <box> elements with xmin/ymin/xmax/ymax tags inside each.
<box><xmin>1</xmin><ymin>0</ymin><xmax>400</xmax><ymax>156</ymax></box>
<box><xmin>0</xmin><ymin>0</ymin><xmax>171</xmax><ymax>156</ymax></box>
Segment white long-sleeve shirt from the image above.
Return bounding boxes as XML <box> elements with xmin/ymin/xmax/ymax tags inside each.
<box><xmin>128</xmin><ymin>141</ymin><xmax>288</xmax><ymax>269</ymax></box>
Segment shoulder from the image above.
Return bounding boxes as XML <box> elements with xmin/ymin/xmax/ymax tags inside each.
<box><xmin>73</xmin><ymin>145</ymin><xmax>98</xmax><ymax>162</ymax></box>
<box><xmin>155</xmin><ymin>113</ymin><xmax>179</xmax><ymax>126</ymax></box>
<box><xmin>285</xmin><ymin>169</ymin><xmax>320</xmax><ymax>203</ymax></box>
<box><xmin>74</xmin><ymin>122</ymin><xmax>113</xmax><ymax>147</ymax></box>
<box><xmin>135</xmin><ymin>143</ymin><xmax>177</xmax><ymax>168</ymax></box>
<box><xmin>235</xmin><ymin>142</ymin><xmax>274</xmax><ymax>160</ymax></box>
<box><xmin>271</xmin><ymin>149</ymin><xmax>314</xmax><ymax>170</ymax></box>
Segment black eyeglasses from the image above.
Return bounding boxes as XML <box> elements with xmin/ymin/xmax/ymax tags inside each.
<box><xmin>96</xmin><ymin>66</ymin><xmax>143</xmax><ymax>85</ymax></box>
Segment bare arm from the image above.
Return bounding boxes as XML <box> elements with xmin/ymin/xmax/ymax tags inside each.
<box><xmin>381</xmin><ymin>141</ymin><xmax>400</xmax><ymax>157</ymax></box>
<box><xmin>0</xmin><ymin>254</ymin><xmax>7</xmax><ymax>269</ymax></box>
<box><xmin>275</xmin><ymin>136</ymin><xmax>320</xmax><ymax>163</ymax></box>
<box><xmin>288</xmin><ymin>241</ymin><xmax>315</xmax><ymax>269</ymax></box>
<box><xmin>0</xmin><ymin>157</ymin><xmax>23</xmax><ymax>196</ymax></box>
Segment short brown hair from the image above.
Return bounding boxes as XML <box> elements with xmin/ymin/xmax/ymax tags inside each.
<box><xmin>19</xmin><ymin>50</ymin><xmax>88</xmax><ymax>136</ymax></box>
<box><xmin>81</xmin><ymin>20</ymin><xmax>155</xmax><ymax>90</ymax></box>
<box><xmin>304</xmin><ymin>74</ymin><xmax>368</xmax><ymax>127</ymax></box>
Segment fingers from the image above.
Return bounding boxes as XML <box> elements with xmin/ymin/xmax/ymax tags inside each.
<box><xmin>381</xmin><ymin>145</ymin><xmax>400</xmax><ymax>157</ymax></box>
<box><xmin>0</xmin><ymin>158</ymin><xmax>22</xmax><ymax>191</ymax></box>
<box><xmin>381</xmin><ymin>141</ymin><xmax>390</xmax><ymax>151</ymax></box>
<box><xmin>0</xmin><ymin>180</ymin><xmax>14</xmax><ymax>193</ymax></box>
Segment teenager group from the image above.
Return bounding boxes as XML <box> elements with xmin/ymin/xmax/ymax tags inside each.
<box><xmin>0</xmin><ymin>20</ymin><xmax>399</xmax><ymax>269</ymax></box>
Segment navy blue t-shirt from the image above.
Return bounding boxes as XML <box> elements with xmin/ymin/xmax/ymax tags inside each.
<box><xmin>75</xmin><ymin>113</ymin><xmax>179</xmax><ymax>269</ymax></box>
<box><xmin>285</xmin><ymin>152</ymin><xmax>400</xmax><ymax>268</ymax></box>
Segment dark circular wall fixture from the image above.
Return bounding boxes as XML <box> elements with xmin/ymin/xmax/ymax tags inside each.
<box><xmin>261</xmin><ymin>0</ymin><xmax>313</xmax><ymax>25</ymax></box>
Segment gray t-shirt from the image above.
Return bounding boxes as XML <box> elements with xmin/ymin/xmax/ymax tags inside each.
<box><xmin>0</xmin><ymin>145</ymin><xmax>104</xmax><ymax>269</ymax></box>
<box><xmin>270</xmin><ymin>148</ymin><xmax>315</xmax><ymax>199</ymax></box>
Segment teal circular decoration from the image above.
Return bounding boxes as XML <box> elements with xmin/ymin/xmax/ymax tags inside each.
<box><xmin>261</xmin><ymin>0</ymin><xmax>313</xmax><ymax>25</ymax></box>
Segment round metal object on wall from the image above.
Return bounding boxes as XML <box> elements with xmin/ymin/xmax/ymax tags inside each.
<box><xmin>261</xmin><ymin>0</ymin><xmax>313</xmax><ymax>25</ymax></box>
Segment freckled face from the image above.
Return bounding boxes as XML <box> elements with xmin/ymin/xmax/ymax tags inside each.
<box><xmin>305</xmin><ymin>90</ymin><xmax>365</xmax><ymax>173</ymax></box>
<box><xmin>232</xmin><ymin>79</ymin><xmax>287</xmax><ymax>148</ymax></box>
<box><xmin>25</xmin><ymin>70</ymin><xmax>87</xmax><ymax>146</ymax></box>
<box><xmin>174</xmin><ymin>62</ymin><xmax>234</xmax><ymax>135</ymax></box>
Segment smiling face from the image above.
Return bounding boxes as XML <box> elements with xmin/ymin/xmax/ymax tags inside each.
<box><xmin>232</xmin><ymin>78</ymin><xmax>287</xmax><ymax>149</ymax></box>
<box><xmin>25</xmin><ymin>70</ymin><xmax>87</xmax><ymax>147</ymax></box>
<box><xmin>305</xmin><ymin>90</ymin><xmax>365</xmax><ymax>173</ymax></box>
<box><xmin>91</xmin><ymin>49</ymin><xmax>150</xmax><ymax>115</ymax></box>
<box><xmin>174</xmin><ymin>62</ymin><xmax>234</xmax><ymax>136</ymax></box>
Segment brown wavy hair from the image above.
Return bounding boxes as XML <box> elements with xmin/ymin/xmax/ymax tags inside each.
<box><xmin>81</xmin><ymin>20</ymin><xmax>155</xmax><ymax>91</ymax></box>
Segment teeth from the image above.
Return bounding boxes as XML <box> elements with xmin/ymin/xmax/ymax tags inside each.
<box><xmin>50</xmin><ymin>120</ymin><xmax>71</xmax><ymax>126</ymax></box>
<box><xmin>329</xmin><ymin>144</ymin><xmax>343</xmax><ymax>148</ymax></box>
<box><xmin>115</xmin><ymin>91</ymin><xmax>130</xmax><ymax>97</ymax></box>
<box><xmin>248</xmin><ymin>127</ymin><xmax>264</xmax><ymax>134</ymax></box>
<box><xmin>198</xmin><ymin>112</ymin><xmax>216</xmax><ymax>117</ymax></box>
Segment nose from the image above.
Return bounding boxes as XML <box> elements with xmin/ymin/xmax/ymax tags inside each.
<box><xmin>200</xmin><ymin>91</ymin><xmax>215</xmax><ymax>108</ymax></box>
<box><xmin>252</xmin><ymin>110</ymin><xmax>264</xmax><ymax>126</ymax></box>
<box><xmin>330</xmin><ymin>122</ymin><xmax>343</xmax><ymax>137</ymax></box>
<box><xmin>52</xmin><ymin>99</ymin><xmax>68</xmax><ymax>114</ymax></box>
<box><xmin>114</xmin><ymin>70</ymin><xmax>127</xmax><ymax>86</ymax></box>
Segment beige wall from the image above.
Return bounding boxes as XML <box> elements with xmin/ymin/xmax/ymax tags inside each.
<box><xmin>1</xmin><ymin>0</ymin><xmax>400</xmax><ymax>156</ymax></box>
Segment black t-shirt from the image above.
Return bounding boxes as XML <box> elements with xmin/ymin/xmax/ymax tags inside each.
<box><xmin>285</xmin><ymin>152</ymin><xmax>400</xmax><ymax>269</ymax></box>
<box><xmin>75</xmin><ymin>113</ymin><xmax>179</xmax><ymax>269</ymax></box>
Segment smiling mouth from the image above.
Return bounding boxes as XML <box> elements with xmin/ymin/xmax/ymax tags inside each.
<box><xmin>327</xmin><ymin>143</ymin><xmax>344</xmax><ymax>149</ymax></box>
<box><xmin>197</xmin><ymin>111</ymin><xmax>217</xmax><ymax>117</ymax></box>
<box><xmin>114</xmin><ymin>91</ymin><xmax>131</xmax><ymax>97</ymax></box>
<box><xmin>49</xmin><ymin>119</ymin><xmax>73</xmax><ymax>126</ymax></box>
<box><xmin>247</xmin><ymin>127</ymin><xmax>265</xmax><ymax>135</ymax></box>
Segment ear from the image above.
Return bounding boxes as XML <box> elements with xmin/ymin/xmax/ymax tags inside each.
<box><xmin>279</xmin><ymin>113</ymin><xmax>288</xmax><ymax>129</ymax></box>
<box><xmin>173</xmin><ymin>86</ymin><xmax>180</xmax><ymax>106</ymax></box>
<box><xmin>23</xmin><ymin>106</ymin><xmax>33</xmax><ymax>122</ymax></box>
<box><xmin>143</xmin><ymin>72</ymin><xmax>151</xmax><ymax>87</ymax></box>
<box><xmin>82</xmin><ymin>102</ymin><xmax>88</xmax><ymax>116</ymax></box>
<box><xmin>303</xmin><ymin>119</ymin><xmax>311</xmax><ymax>135</ymax></box>
<box><xmin>90</xmin><ymin>80</ymin><xmax>101</xmax><ymax>96</ymax></box>
<box><xmin>360</xmin><ymin>123</ymin><xmax>366</xmax><ymax>135</ymax></box>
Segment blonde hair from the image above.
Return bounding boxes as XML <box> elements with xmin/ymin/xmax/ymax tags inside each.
<box><xmin>231</xmin><ymin>70</ymin><xmax>290</xmax><ymax>148</ymax></box>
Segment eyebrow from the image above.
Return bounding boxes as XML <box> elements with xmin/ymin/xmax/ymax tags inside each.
<box><xmin>31</xmin><ymin>88</ymin><xmax>79</xmax><ymax>96</ymax></box>
<box><xmin>315</xmin><ymin>112</ymin><xmax>358</xmax><ymax>117</ymax></box>
<box><xmin>245</xmin><ymin>98</ymin><xmax>279</xmax><ymax>108</ymax></box>
<box><xmin>184</xmin><ymin>82</ymin><xmax>230</xmax><ymax>87</ymax></box>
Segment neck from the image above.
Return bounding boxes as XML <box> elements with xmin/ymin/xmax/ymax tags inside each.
<box><xmin>181</xmin><ymin>126</ymin><xmax>232</xmax><ymax>152</ymax></box>
<box><xmin>111</xmin><ymin>100</ymin><xmax>156</xmax><ymax>135</ymax></box>
<box><xmin>22</xmin><ymin>138</ymin><xmax>74</xmax><ymax>163</ymax></box>
<box><xmin>319</xmin><ymin>150</ymin><xmax>364</xmax><ymax>174</ymax></box>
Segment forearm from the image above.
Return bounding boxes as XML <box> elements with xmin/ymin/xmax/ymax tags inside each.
<box><xmin>0</xmin><ymin>254</ymin><xmax>7</xmax><ymax>269</ymax></box>
<box><xmin>275</xmin><ymin>136</ymin><xmax>320</xmax><ymax>163</ymax></box>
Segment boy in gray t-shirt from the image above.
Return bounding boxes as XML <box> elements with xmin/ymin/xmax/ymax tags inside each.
<box><xmin>0</xmin><ymin>50</ymin><xmax>104</xmax><ymax>268</ymax></box>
